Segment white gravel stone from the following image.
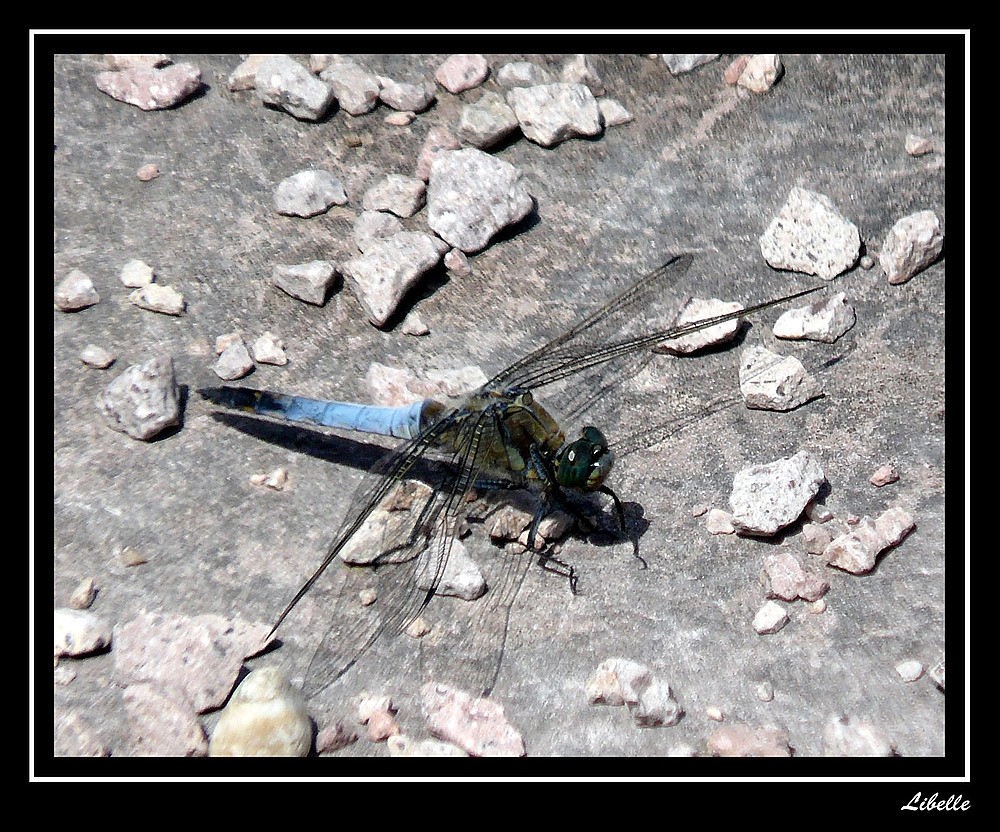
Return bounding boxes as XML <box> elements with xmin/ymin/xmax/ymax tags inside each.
<box><xmin>661</xmin><ymin>54</ymin><xmax>719</xmax><ymax>74</ymax></box>
<box><xmin>213</xmin><ymin>340</ymin><xmax>255</xmax><ymax>381</ymax></box>
<box><xmin>457</xmin><ymin>90</ymin><xmax>520</xmax><ymax>149</ymax></box>
<box><xmin>341</xmin><ymin>231</ymin><xmax>448</xmax><ymax>327</ymax></box>
<box><xmin>69</xmin><ymin>577</ymin><xmax>98</xmax><ymax>609</ymax></box>
<box><xmin>384</xmin><ymin>110</ymin><xmax>414</xmax><ymax>126</ymax></box>
<box><xmin>361</xmin><ymin>174</ymin><xmax>426</xmax><ymax>217</ymax></box>
<box><xmin>120</xmin><ymin>259</ymin><xmax>155</xmax><ymax>287</ymax></box>
<box><xmin>905</xmin><ymin>133</ymin><xmax>934</xmax><ymax>156</ymax></box>
<box><xmin>55</xmin><ymin>269</ymin><xmax>100</xmax><ymax>311</ymax></box>
<box><xmin>654</xmin><ymin>297</ymin><xmax>744</xmax><ymax>355</ymax></box>
<box><xmin>415</xmin><ymin>537</ymin><xmax>487</xmax><ymax>600</ymax></box>
<box><xmin>273</xmin><ymin>169</ymin><xmax>348</xmax><ymax>218</ymax></box>
<box><xmin>80</xmin><ymin>344</ymin><xmax>116</xmax><ymax>369</ymax></box>
<box><xmin>427</xmin><ymin>148</ymin><xmax>533</xmax><ymax>253</ymax></box>
<box><xmin>739</xmin><ymin>344</ymin><xmax>822</xmax><ymax>411</ymax></box>
<box><xmin>752</xmin><ymin>601</ymin><xmax>789</xmax><ymax>634</ymax></box>
<box><xmin>227</xmin><ymin>54</ymin><xmax>278</xmax><ymax>91</ymax></box>
<box><xmin>129</xmin><ymin>283</ymin><xmax>185</xmax><ymax>316</ymax></box>
<box><xmin>560</xmin><ymin>54</ymin><xmax>605</xmax><ymax>95</ymax></box>
<box><xmin>354</xmin><ymin>210</ymin><xmax>404</xmax><ymax>252</ymax></box>
<box><xmin>870</xmin><ymin>464</ymin><xmax>900</xmax><ymax>487</ymax></box>
<box><xmin>496</xmin><ymin>61</ymin><xmax>553</xmax><ymax>88</ymax></box>
<box><xmin>705</xmin><ymin>508</ymin><xmax>736</xmax><ymax>535</ymax></box>
<box><xmin>505</xmin><ymin>82</ymin><xmax>603</xmax><ymax>147</ymax></box>
<box><xmin>319</xmin><ymin>58</ymin><xmax>380</xmax><ymax>115</ymax></box>
<box><xmin>400</xmin><ymin>310</ymin><xmax>429</xmax><ymax>336</ymax></box>
<box><xmin>271</xmin><ymin>260</ymin><xmax>339</xmax><ymax>306</ymax></box>
<box><xmin>895</xmin><ymin>659</ymin><xmax>924</xmax><ymax>682</ymax></box>
<box><xmin>252</xmin><ymin>331</ymin><xmax>287</xmax><ymax>365</ymax></box>
<box><xmin>54</xmin><ymin>608</ymin><xmax>112</xmax><ymax>657</ymax></box>
<box><xmin>763</xmin><ymin>551</ymin><xmax>829</xmax><ymax>602</ymax></box>
<box><xmin>97</xmin><ymin>354</ymin><xmax>180</xmax><ymax>440</ymax></box>
<box><xmin>254</xmin><ymin>54</ymin><xmax>335</xmax><ymax>120</ymax></box>
<box><xmin>209</xmin><ymin>667</ymin><xmax>312</xmax><ymax>757</ymax></box>
<box><xmin>773</xmin><ymin>292</ymin><xmax>856</xmax><ymax>343</ymax></box>
<box><xmin>585</xmin><ymin>658</ymin><xmax>683</xmax><ymax>727</ymax></box>
<box><xmin>95</xmin><ymin>63</ymin><xmax>202</xmax><ymax>110</ymax></box>
<box><xmin>444</xmin><ymin>248</ymin><xmax>472</xmax><ymax>276</ymax></box>
<box><xmin>378</xmin><ymin>76</ymin><xmax>436</xmax><ymax>112</ymax></box>
<box><xmin>730</xmin><ymin>451</ymin><xmax>826</xmax><ymax>536</ymax></box>
<box><xmin>760</xmin><ymin>187</ymin><xmax>861</xmax><ymax>279</ymax></box>
<box><xmin>598</xmin><ymin>98</ymin><xmax>633</xmax><ymax>126</ymax></box>
<box><xmin>824</xmin><ymin>507</ymin><xmax>914</xmax><ymax>574</ymax></box>
<box><xmin>878</xmin><ymin>210</ymin><xmax>944</xmax><ymax>285</ymax></box>
<box><xmin>738</xmin><ymin>54</ymin><xmax>783</xmax><ymax>93</ymax></box>
<box><xmin>435</xmin><ymin>54</ymin><xmax>489</xmax><ymax>94</ymax></box>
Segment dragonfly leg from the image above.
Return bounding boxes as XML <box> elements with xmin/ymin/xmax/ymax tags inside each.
<box><xmin>598</xmin><ymin>484</ymin><xmax>645</xmax><ymax>569</ymax></box>
<box><xmin>536</xmin><ymin>549</ymin><xmax>579</xmax><ymax>595</ymax></box>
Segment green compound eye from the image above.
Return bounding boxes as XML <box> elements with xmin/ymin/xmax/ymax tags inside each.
<box><xmin>554</xmin><ymin>426</ymin><xmax>614</xmax><ymax>491</ymax></box>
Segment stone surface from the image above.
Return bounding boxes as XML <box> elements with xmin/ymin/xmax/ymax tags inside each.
<box><xmin>435</xmin><ymin>54</ymin><xmax>489</xmax><ymax>94</ymax></box>
<box><xmin>271</xmin><ymin>260</ymin><xmax>339</xmax><ymax>306</ymax></box>
<box><xmin>254</xmin><ymin>54</ymin><xmax>335</xmax><ymax>120</ymax></box>
<box><xmin>730</xmin><ymin>451</ymin><xmax>826</xmax><ymax>536</ymax></box>
<box><xmin>421</xmin><ymin>683</ymin><xmax>525</xmax><ymax>756</ymax></box>
<box><xmin>96</xmin><ymin>355</ymin><xmax>181</xmax><ymax>440</ymax></box>
<box><xmin>273</xmin><ymin>170</ymin><xmax>348</xmax><ymax>217</ymax></box>
<box><xmin>95</xmin><ymin>63</ymin><xmax>202</xmax><ymax>110</ymax></box>
<box><xmin>55</xmin><ymin>269</ymin><xmax>99</xmax><ymax>311</ymax></box>
<box><xmin>505</xmin><ymin>82</ymin><xmax>603</xmax><ymax>147</ymax></box>
<box><xmin>738</xmin><ymin>344</ymin><xmax>823</xmax><ymax>411</ymax></box>
<box><xmin>426</xmin><ymin>148</ymin><xmax>533</xmax><ymax>252</ymax></box>
<box><xmin>878</xmin><ymin>210</ymin><xmax>944</xmax><ymax>284</ymax></box>
<box><xmin>319</xmin><ymin>58</ymin><xmax>380</xmax><ymax>115</ymax></box>
<box><xmin>772</xmin><ymin>292</ymin><xmax>856</xmax><ymax>342</ymax></box>
<box><xmin>759</xmin><ymin>187</ymin><xmax>861</xmax><ymax>279</ymax></box>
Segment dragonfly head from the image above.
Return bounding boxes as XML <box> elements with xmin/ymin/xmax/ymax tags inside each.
<box><xmin>554</xmin><ymin>426</ymin><xmax>614</xmax><ymax>492</ymax></box>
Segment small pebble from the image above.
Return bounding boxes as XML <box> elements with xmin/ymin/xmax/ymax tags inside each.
<box><xmin>879</xmin><ymin>210</ymin><xmax>944</xmax><ymax>285</ymax></box>
<box><xmin>213</xmin><ymin>340</ymin><xmax>255</xmax><ymax>381</ymax></box>
<box><xmin>69</xmin><ymin>577</ymin><xmax>98</xmax><ymax>610</ymax></box>
<box><xmin>400</xmin><ymin>311</ymin><xmax>430</xmax><ymax>336</ymax></box>
<box><xmin>54</xmin><ymin>608</ymin><xmax>112</xmax><ymax>657</ymax></box>
<box><xmin>97</xmin><ymin>355</ymin><xmax>180</xmax><ymax>440</ymax></box>
<box><xmin>737</xmin><ymin>54</ymin><xmax>783</xmax><ymax>94</ymax></box>
<box><xmin>209</xmin><ymin>667</ymin><xmax>312</xmax><ymax>757</ymax></box>
<box><xmin>752</xmin><ymin>601</ymin><xmax>789</xmax><ymax>635</ymax></box>
<box><xmin>756</xmin><ymin>681</ymin><xmax>775</xmax><ymax>702</ymax></box>
<box><xmin>252</xmin><ymin>331</ymin><xmax>287</xmax><ymax>366</ymax></box>
<box><xmin>384</xmin><ymin>110</ymin><xmax>415</xmax><ymax>126</ymax></box>
<box><xmin>319</xmin><ymin>58</ymin><xmax>380</xmax><ymax>115</ymax></box>
<box><xmin>120</xmin><ymin>259</ymin><xmax>155</xmax><ymax>288</ymax></box>
<box><xmin>435</xmin><ymin>54</ymin><xmax>489</xmax><ymax>94</ymax></box>
<box><xmin>315</xmin><ymin>720</ymin><xmax>358</xmax><ymax>754</ymax></box>
<box><xmin>705</xmin><ymin>508</ymin><xmax>735</xmax><ymax>535</ymax></box>
<box><xmin>730</xmin><ymin>451</ymin><xmax>826</xmax><ymax>536</ymax></box>
<box><xmin>119</xmin><ymin>545</ymin><xmax>148</xmax><ymax>566</ymax></box>
<box><xmin>273</xmin><ymin>170</ymin><xmax>348</xmax><ymax>218</ymax></box>
<box><xmin>254</xmin><ymin>55</ymin><xmax>335</xmax><ymax>120</ymax></box>
<box><xmin>707</xmin><ymin>723</ymin><xmax>791</xmax><ymax>757</ymax></box>
<box><xmin>358</xmin><ymin>588</ymin><xmax>377</xmax><ymax>606</ymax></box>
<box><xmin>598</xmin><ymin>98</ymin><xmax>632</xmax><ymax>127</ymax></box>
<box><xmin>505</xmin><ymin>82</ymin><xmax>603</xmax><ymax>147</ymax></box>
<box><xmin>271</xmin><ymin>260</ymin><xmax>339</xmax><ymax>306</ymax></box>
<box><xmin>129</xmin><ymin>284</ymin><xmax>185</xmax><ymax>316</ymax></box>
<box><xmin>809</xmin><ymin>598</ymin><xmax>828</xmax><ymax>614</ymax></box>
<box><xmin>870</xmin><ymin>464</ymin><xmax>900</xmax><ymax>487</ymax></box>
<box><xmin>227</xmin><ymin>54</ymin><xmax>278</xmax><ymax>91</ymax></box>
<box><xmin>706</xmin><ymin>706</ymin><xmax>724</xmax><ymax>722</ymax></box>
<box><xmin>361</xmin><ymin>174</ymin><xmax>426</xmax><ymax>218</ymax></box>
<box><xmin>560</xmin><ymin>54</ymin><xmax>605</xmax><ymax>96</ymax></box>
<box><xmin>55</xmin><ymin>269</ymin><xmax>100</xmax><ymax>311</ymax></box>
<box><xmin>905</xmin><ymin>133</ymin><xmax>934</xmax><ymax>156</ymax></box>
<box><xmin>404</xmin><ymin>617</ymin><xmax>431</xmax><ymax>638</ymax></box>
<box><xmin>895</xmin><ymin>659</ymin><xmax>924</xmax><ymax>682</ymax></box>
<box><xmin>723</xmin><ymin>55</ymin><xmax>750</xmax><ymax>85</ymax></box>
<box><xmin>80</xmin><ymin>344</ymin><xmax>115</xmax><ymax>369</ymax></box>
<box><xmin>378</xmin><ymin>76</ymin><xmax>436</xmax><ymax>112</ymax></box>
<box><xmin>95</xmin><ymin>63</ymin><xmax>202</xmax><ymax>110</ymax></box>
<box><xmin>661</xmin><ymin>54</ymin><xmax>720</xmax><ymax>75</ymax></box>
<box><xmin>415</xmin><ymin>126</ymin><xmax>461</xmax><ymax>181</ymax></box>
<box><xmin>860</xmin><ymin>253</ymin><xmax>875</xmax><ymax>269</ymax></box>
<box><xmin>444</xmin><ymin>248</ymin><xmax>472</xmax><ymax>276</ymax></box>
<box><xmin>136</xmin><ymin>163</ymin><xmax>159</xmax><ymax>181</ymax></box>
<box><xmin>823</xmin><ymin>715</ymin><xmax>896</xmax><ymax>757</ymax></box>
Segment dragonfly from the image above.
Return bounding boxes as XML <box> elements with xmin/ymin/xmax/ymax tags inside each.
<box><xmin>200</xmin><ymin>253</ymin><xmax>823</xmax><ymax>697</ymax></box>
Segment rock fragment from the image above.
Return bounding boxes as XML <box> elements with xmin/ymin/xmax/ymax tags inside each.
<box><xmin>273</xmin><ymin>170</ymin><xmax>347</xmax><ymax>218</ymax></box>
<box><xmin>97</xmin><ymin>355</ymin><xmax>180</xmax><ymax>440</ymax></box>
<box><xmin>254</xmin><ymin>54</ymin><xmax>335</xmax><ymax>120</ymax></box>
<box><xmin>55</xmin><ymin>269</ymin><xmax>99</xmax><ymax>311</ymax></box>
<box><xmin>878</xmin><ymin>210</ymin><xmax>944</xmax><ymax>285</ymax></box>
<box><xmin>95</xmin><ymin>63</ymin><xmax>202</xmax><ymax>110</ymax></box>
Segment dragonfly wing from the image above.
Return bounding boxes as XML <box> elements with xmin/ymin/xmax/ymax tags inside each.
<box><xmin>418</xmin><ymin>541</ymin><xmax>534</xmax><ymax>698</ymax></box>
<box><xmin>297</xmin><ymin>406</ymin><xmax>500</xmax><ymax>698</ymax></box>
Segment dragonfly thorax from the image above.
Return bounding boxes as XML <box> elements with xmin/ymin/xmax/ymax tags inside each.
<box><xmin>553</xmin><ymin>425</ymin><xmax>614</xmax><ymax>491</ymax></box>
